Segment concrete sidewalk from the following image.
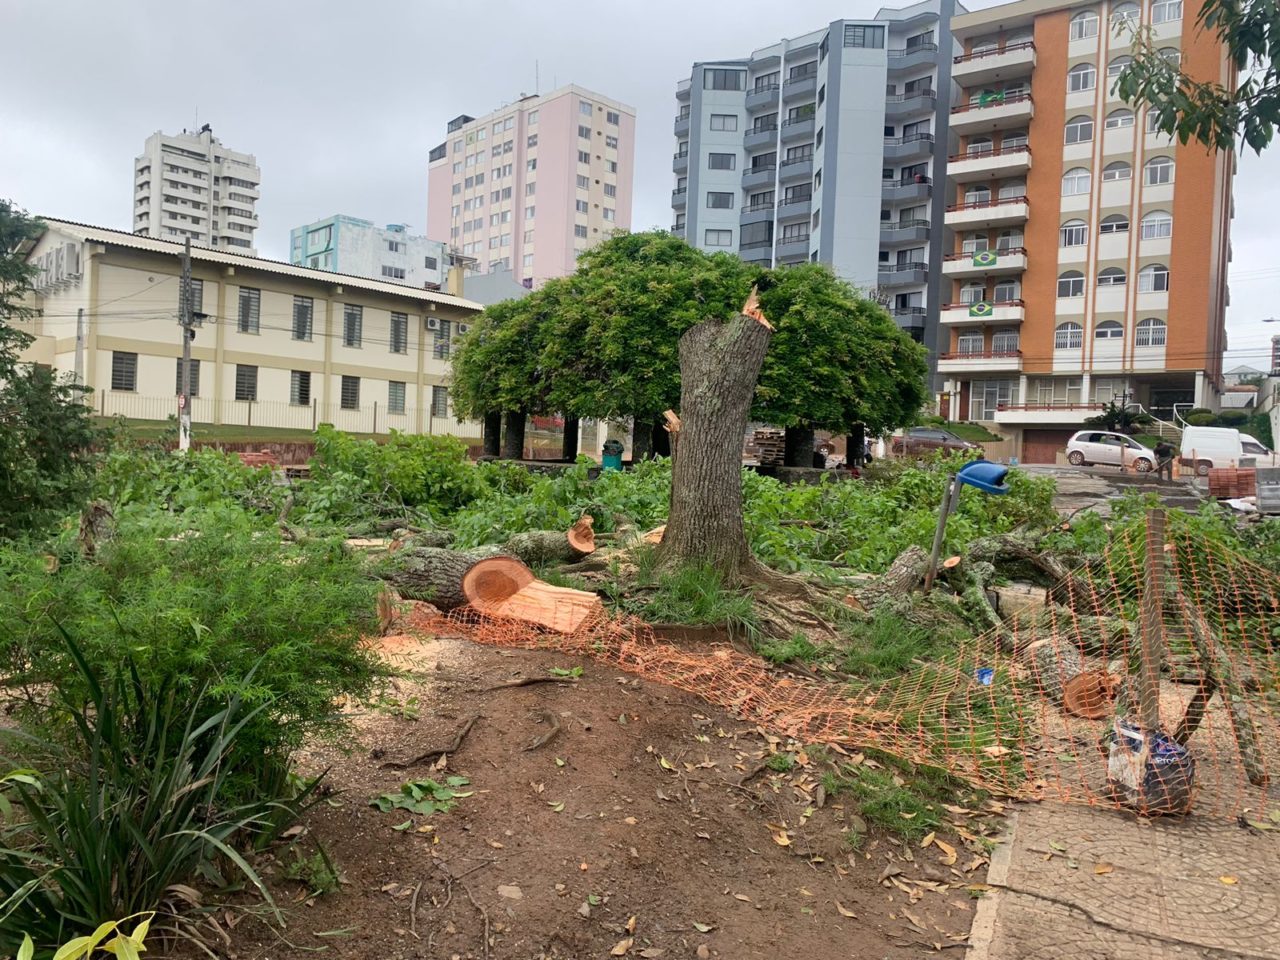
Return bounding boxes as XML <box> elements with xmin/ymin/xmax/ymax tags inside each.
<box><xmin>968</xmin><ymin>803</ymin><xmax>1280</xmax><ymax>960</ymax></box>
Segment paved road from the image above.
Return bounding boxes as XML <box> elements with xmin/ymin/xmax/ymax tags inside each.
<box><xmin>1018</xmin><ymin>464</ymin><xmax>1203</xmax><ymax>517</ymax></box>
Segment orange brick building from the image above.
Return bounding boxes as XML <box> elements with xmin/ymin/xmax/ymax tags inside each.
<box><xmin>938</xmin><ymin>0</ymin><xmax>1232</xmax><ymax>462</ymax></box>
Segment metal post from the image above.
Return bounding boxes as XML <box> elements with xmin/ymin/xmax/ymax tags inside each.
<box><xmin>1137</xmin><ymin>508</ymin><xmax>1167</xmax><ymax>731</ymax></box>
<box><xmin>923</xmin><ymin>474</ymin><xmax>958</xmax><ymax>592</ymax></box>
<box><xmin>74</xmin><ymin>307</ymin><xmax>85</xmax><ymax>387</ymax></box>
<box><xmin>373</xmin><ymin>400</ymin><xmax>379</xmax><ymax>435</ymax></box>
<box><xmin>312</xmin><ymin>397</ymin><xmax>318</xmax><ymax>431</ymax></box>
<box><xmin>178</xmin><ymin>238</ymin><xmax>193</xmax><ymax>452</ymax></box>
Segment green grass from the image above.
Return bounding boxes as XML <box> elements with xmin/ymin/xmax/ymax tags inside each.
<box><xmin>838</xmin><ymin>613</ymin><xmax>958</xmax><ymax>680</ymax></box>
<box><xmin>942</xmin><ymin>422</ymin><xmax>1003</xmax><ymax>442</ymax></box>
<box><xmin>99</xmin><ymin>418</ymin><xmax>339</xmax><ymax>444</ymax></box>
<box><xmin>755</xmin><ymin>632</ymin><xmax>823</xmax><ymax>665</ymax></box>
<box><xmin>766</xmin><ymin>753</ymin><xmax>796</xmax><ymax>772</ymax></box>
<box><xmin>617</xmin><ymin>559</ymin><xmax>761</xmax><ymax>638</ymax></box>
<box><xmin>821</xmin><ymin>752</ymin><xmax>975</xmax><ymax>844</ymax></box>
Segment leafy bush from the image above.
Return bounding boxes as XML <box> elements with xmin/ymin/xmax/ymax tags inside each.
<box><xmin>1186</xmin><ymin>412</ymin><xmax>1217</xmax><ymax>426</ymax></box>
<box><xmin>0</xmin><ymin>505</ymin><xmax>382</xmax><ymax>797</ymax></box>
<box><xmin>95</xmin><ymin>445</ymin><xmax>283</xmax><ymax>516</ymax></box>
<box><xmin>1215</xmin><ymin>409</ymin><xmax>1249</xmax><ymax>426</ymax></box>
<box><xmin>0</xmin><ymin>642</ymin><xmax>278</xmax><ymax>957</ymax></box>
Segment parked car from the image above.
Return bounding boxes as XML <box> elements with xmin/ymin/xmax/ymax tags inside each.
<box><xmin>1065</xmin><ymin>431</ymin><xmax>1156</xmax><ymax>472</ymax></box>
<box><xmin>1180</xmin><ymin>426</ymin><xmax>1280</xmax><ymax>475</ymax></box>
<box><xmin>890</xmin><ymin>427</ymin><xmax>982</xmax><ymax>456</ymax></box>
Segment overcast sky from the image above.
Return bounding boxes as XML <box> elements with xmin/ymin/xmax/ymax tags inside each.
<box><xmin>2</xmin><ymin>0</ymin><xmax>1276</xmax><ymax>367</ymax></box>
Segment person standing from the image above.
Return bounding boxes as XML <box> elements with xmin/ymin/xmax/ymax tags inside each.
<box><xmin>1154</xmin><ymin>439</ymin><xmax>1175</xmax><ymax>481</ymax></box>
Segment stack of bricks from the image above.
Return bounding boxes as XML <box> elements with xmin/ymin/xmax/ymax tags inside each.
<box><xmin>1207</xmin><ymin>468</ymin><xmax>1257</xmax><ymax>500</ymax></box>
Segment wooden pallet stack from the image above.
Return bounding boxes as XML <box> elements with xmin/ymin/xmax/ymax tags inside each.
<box><xmin>744</xmin><ymin>427</ymin><xmax>786</xmax><ymax>466</ymax></box>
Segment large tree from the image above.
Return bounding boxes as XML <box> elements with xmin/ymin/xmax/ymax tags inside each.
<box><xmin>1118</xmin><ymin>0</ymin><xmax>1280</xmax><ymax>152</ymax></box>
<box><xmin>0</xmin><ymin>200</ymin><xmax>104</xmax><ymax>538</ymax></box>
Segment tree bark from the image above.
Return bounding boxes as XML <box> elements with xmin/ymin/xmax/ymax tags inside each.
<box><xmin>503</xmin><ymin>526</ymin><xmax>593</xmax><ymax>565</ymax></box>
<box><xmin>561</xmin><ymin>416</ymin><xmax>580</xmax><ymax>461</ymax></box>
<box><xmin>631</xmin><ymin>418</ymin><xmax>653</xmax><ymax>462</ymax></box>
<box><xmin>502</xmin><ymin>410</ymin><xmax>527</xmax><ymax>460</ymax></box>
<box><xmin>657</xmin><ymin>301</ymin><xmax>773</xmax><ymax>582</ymax></box>
<box><xmin>482</xmin><ymin>412</ymin><xmax>502</xmax><ymax>458</ymax></box>
<box><xmin>784</xmin><ymin>425</ymin><xmax>815</xmax><ymax>468</ymax></box>
<box><xmin>378</xmin><ymin>545</ymin><xmax>509</xmax><ymax>609</ymax></box>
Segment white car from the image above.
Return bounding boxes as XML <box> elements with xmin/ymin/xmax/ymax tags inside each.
<box><xmin>1180</xmin><ymin>426</ymin><xmax>1280</xmax><ymax>475</ymax></box>
<box><xmin>1065</xmin><ymin>430</ymin><xmax>1156</xmax><ymax>472</ymax></box>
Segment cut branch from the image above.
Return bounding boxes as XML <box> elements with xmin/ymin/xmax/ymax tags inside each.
<box><xmin>381</xmin><ymin>715</ymin><xmax>480</xmax><ymax>769</ymax></box>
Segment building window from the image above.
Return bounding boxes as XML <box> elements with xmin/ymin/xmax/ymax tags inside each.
<box><xmin>575</xmin><ymin>199</ymin><xmax>589</xmax><ymax>213</ymax></box>
<box><xmin>1095</xmin><ymin>320</ymin><xmax>1124</xmax><ymax>340</ymax></box>
<box><xmin>602</xmin><ymin>208</ymin><xmax>615</xmax><ymax>221</ymax></box>
<box><xmin>705</xmin><ymin>229</ymin><xmax>733</xmax><ymax>247</ymax></box>
<box><xmin>1136</xmin><ymin>318</ymin><xmax>1167</xmax><ymax>346</ymax></box>
<box><xmin>1069</xmin><ymin>9</ymin><xmax>1099</xmax><ymax>39</ymax></box>
<box><xmin>708</xmin><ymin>152</ymin><xmax>736</xmax><ymax>170</ymax></box>
<box><xmin>580</xmin><ymin>100</ymin><xmax>593</xmax><ymax>116</ymax></box>
<box><xmin>1099</xmin><ymin>215</ymin><xmax>1129</xmax><ymax>236</ymax></box>
<box><xmin>604</xmin><ymin>183</ymin><xmax>616</xmax><ymax>198</ymax></box>
<box><xmin>525</xmin><ymin>205</ymin><xmax>536</xmax><ymax>220</ymax></box>
<box><xmin>1064</xmin><ymin>116</ymin><xmax>1094</xmax><ymax>144</ymax></box>
<box><xmin>959</xmin><ymin>282</ymin><xmax>985</xmax><ymax>305</ymax></box>
<box><xmin>381</xmin><ymin>265</ymin><xmax>406</xmax><ymax>279</ymax></box>
<box><xmin>389</xmin><ymin>312</ymin><xmax>408</xmax><ymax>354</ymax></box>
<box><xmin>1102</xmin><ymin>160</ymin><xmax>1132</xmax><ymax>181</ymax></box>
<box><xmin>1098</xmin><ymin>267</ymin><xmax>1127</xmax><ymax>286</ymax></box>
<box><xmin>292</xmin><ymin>296</ymin><xmax>313</xmax><ymax>341</ymax></box>
<box><xmin>704</xmin><ymin>68</ymin><xmax>745</xmax><ymax>90</ymax></box>
<box><xmin>1108</xmin><ymin>55</ymin><xmax>1132</xmax><ymax>78</ymax></box>
<box><xmin>706</xmin><ymin>191</ymin><xmax>734</xmax><ymax>209</ymax></box>
<box><xmin>290</xmin><ymin>370</ymin><xmax>311</xmax><ymax>406</ymax></box>
<box><xmin>606</xmin><ymin>110</ymin><xmax>620</xmax><ymax>125</ymax></box>
<box><xmin>844</xmin><ymin>24</ymin><xmax>885</xmax><ymax>47</ymax></box>
<box><xmin>578</xmin><ymin>124</ymin><xmax>592</xmax><ymax>139</ymax></box>
<box><xmin>578</xmin><ymin>150</ymin><xmax>591</xmax><ymax>164</ymax></box>
<box><xmin>1105</xmin><ymin>109</ymin><xmax>1135</xmax><ymax>129</ymax></box>
<box><xmin>234</xmin><ymin>364</ymin><xmax>258</xmax><ymax>402</ymax></box>
<box><xmin>576</xmin><ymin>174</ymin><xmax>590</xmax><ymax>189</ymax></box>
<box><xmin>174</xmin><ymin>358</ymin><xmax>200</xmax><ymax>397</ymax></box>
<box><xmin>526</xmin><ymin>182</ymin><xmax>536</xmax><ymax>196</ymax></box>
<box><xmin>992</xmin><ymin>328</ymin><xmax>1020</xmax><ymax>353</ymax></box>
<box><xmin>1060</xmin><ymin>219</ymin><xmax>1088</xmax><ymax>246</ymax></box>
<box><xmin>710</xmin><ymin>114</ymin><xmax>738</xmax><ymax>131</ymax></box>
<box><xmin>1159</xmin><ymin>47</ymin><xmax>1181</xmax><ymax>66</ymax></box>
<box><xmin>237</xmin><ymin>287</ymin><xmax>260</xmax><ymax>333</ymax></box>
<box><xmin>1111</xmin><ymin>2</ymin><xmax>1139</xmax><ymax>24</ymax></box>
<box><xmin>340</xmin><ymin>375</ymin><xmax>360</xmax><ymax>410</ymax></box>
<box><xmin>1138</xmin><ymin>264</ymin><xmax>1170</xmax><ymax>292</ymax></box>
<box><xmin>343</xmin><ymin>304</ymin><xmax>363</xmax><ymax>347</ymax></box>
<box><xmin>1144</xmin><ymin>155</ymin><xmax>1174</xmax><ymax>185</ymax></box>
<box><xmin>527</xmin><ymin>134</ymin><xmax>538</xmax><ymax>148</ymax></box>
<box><xmin>421</xmin><ymin>384</ymin><xmax>446</xmax><ymax>417</ymax></box>
<box><xmin>388</xmin><ymin>381</ymin><xmax>406</xmax><ymax>415</ymax></box>
<box><xmin>605</xmin><ymin>134</ymin><xmax>618</xmax><ymax>149</ymax></box>
<box><xmin>574</xmin><ymin>224</ymin><xmax>588</xmax><ymax>239</ymax></box>
<box><xmin>1141</xmin><ymin>210</ymin><xmax>1173</xmax><ymax>239</ymax></box>
<box><xmin>1151</xmin><ymin>0</ymin><xmax>1182</xmax><ymax>23</ymax></box>
<box><xmin>1055</xmin><ymin>322</ymin><xmax>1084</xmax><ymax>349</ymax></box>
<box><xmin>111</xmin><ymin>351</ymin><xmax>137</xmax><ymax>392</ymax></box>
<box><xmin>1061</xmin><ymin>167</ymin><xmax>1091</xmax><ymax>195</ymax></box>
<box><xmin>425</xmin><ymin>255</ymin><xmax>438</xmax><ymax>270</ymax></box>
<box><xmin>956</xmin><ymin>331</ymin><xmax>984</xmax><ymax>356</ymax></box>
<box><xmin>431</xmin><ymin>318</ymin><xmax>451</xmax><ymax>359</ymax></box>
<box><xmin>1067</xmin><ymin>62</ymin><xmax>1097</xmax><ymax>92</ymax></box>
<box><xmin>1057</xmin><ymin>271</ymin><xmax>1086</xmax><ymax>298</ymax></box>
<box><xmin>528</xmin><ymin>109</ymin><xmax>538</xmax><ymax>125</ymax></box>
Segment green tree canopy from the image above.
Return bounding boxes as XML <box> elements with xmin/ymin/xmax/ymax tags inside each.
<box><xmin>1118</xmin><ymin>0</ymin><xmax>1280</xmax><ymax>152</ymax></box>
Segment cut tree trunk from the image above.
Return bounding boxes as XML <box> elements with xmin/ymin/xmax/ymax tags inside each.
<box><xmin>482</xmin><ymin>412</ymin><xmax>502</xmax><ymax>458</ymax></box>
<box><xmin>656</xmin><ymin>293</ymin><xmax>774</xmax><ymax>582</ymax></box>
<box><xmin>784</xmin><ymin>425</ymin><xmax>815</xmax><ymax>468</ymax></box>
<box><xmin>462</xmin><ymin>555</ymin><xmax>604</xmax><ymax>633</ymax></box>
<box><xmin>561</xmin><ymin>416</ymin><xmax>580</xmax><ymax>461</ymax></box>
<box><xmin>852</xmin><ymin>545</ymin><xmax>930</xmax><ymax>609</ymax></box>
<box><xmin>1023</xmin><ymin>639</ymin><xmax>1117</xmax><ymax>718</ymax></box>
<box><xmin>502</xmin><ymin>410</ymin><xmax>527</xmax><ymax>460</ymax></box>
<box><xmin>503</xmin><ymin>517</ymin><xmax>595</xmax><ymax>565</ymax></box>
<box><xmin>378</xmin><ymin>545</ymin><xmax>509</xmax><ymax>609</ymax></box>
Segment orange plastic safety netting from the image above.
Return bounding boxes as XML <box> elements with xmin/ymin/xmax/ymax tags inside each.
<box><xmin>405</xmin><ymin>517</ymin><xmax>1280</xmax><ymax>820</ymax></box>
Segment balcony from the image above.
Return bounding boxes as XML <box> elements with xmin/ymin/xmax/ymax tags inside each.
<box><xmin>674</xmin><ymin>113</ymin><xmax>691</xmax><ymax>137</ymax></box>
<box><xmin>740</xmin><ymin>201</ymin><xmax>776</xmax><ymax>225</ymax></box>
<box><xmin>672</xmin><ymin>187</ymin><xmax>688</xmax><ymax>207</ymax></box>
<box><xmin>892</xmin><ymin>306</ymin><xmax>927</xmax><ymax>331</ymax></box>
<box><xmin>676</xmin><ymin>78</ymin><xmax>692</xmax><ymax>102</ymax></box>
<box><xmin>944</xmin><ymin>195</ymin><xmax>1029</xmax><ymax>229</ymax></box>
<box><xmin>780</xmin><ymin>116</ymin><xmax>815</xmax><ymax>143</ymax></box>
<box><xmin>883</xmin><ymin>133</ymin><xmax>935</xmax><ymax>161</ymax></box>
<box><xmin>938</xmin><ymin>350</ymin><xmax>1023</xmax><ymax>374</ymax></box>
<box><xmin>740</xmin><ymin>240</ymin><xmax>773</xmax><ymax>263</ymax></box>
<box><xmin>947</xmin><ymin>144</ymin><xmax>1032</xmax><ymax>183</ymax></box>
<box><xmin>743</xmin><ymin>125</ymin><xmax>777</xmax><ymax>149</ymax></box>
<box><xmin>878</xmin><ymin>261</ymin><xmax>928</xmax><ymax>287</ymax></box>
<box><xmin>940</xmin><ymin>300</ymin><xmax>1025</xmax><ymax>326</ymax></box>
<box><xmin>742</xmin><ymin>165</ymin><xmax>776</xmax><ymax>189</ymax></box>
<box><xmin>885</xmin><ymin>91</ymin><xmax>936</xmax><ymax>119</ymax></box>
<box><xmin>882</xmin><ymin>175</ymin><xmax>931</xmax><ymax>203</ymax></box>
<box><xmin>952</xmin><ymin>41</ymin><xmax>1037</xmax><ymax>87</ymax></box>
<box><xmin>949</xmin><ymin>93</ymin><xmax>1035</xmax><ymax>135</ymax></box>
<box><xmin>887</xmin><ymin>43</ymin><xmax>939</xmax><ymax>73</ymax></box>
<box><xmin>745</xmin><ymin>83</ymin><xmax>780</xmax><ymax>110</ymax></box>
<box><xmin>670</xmin><ymin>222</ymin><xmax>686</xmax><ymax>236</ymax></box>
<box><xmin>778</xmin><ymin>157</ymin><xmax>814</xmax><ymax>183</ymax></box>
<box><xmin>942</xmin><ymin>247</ymin><xmax>1028</xmax><ymax>278</ymax></box>
<box><xmin>672</xmin><ymin>151</ymin><xmax>688</xmax><ymax>174</ymax></box>
<box><xmin>782</xmin><ymin>74</ymin><xmax>818</xmax><ymax>102</ymax></box>
<box><xmin>775</xmin><ymin>234</ymin><xmax>811</xmax><ymax>259</ymax></box>
<box><xmin>992</xmin><ymin>401</ymin><xmax>1106</xmax><ymax>426</ymax></box>
<box><xmin>880</xmin><ymin>218</ymin><xmax>930</xmax><ymax>244</ymax></box>
<box><xmin>776</xmin><ymin>195</ymin><xmax>812</xmax><ymax>219</ymax></box>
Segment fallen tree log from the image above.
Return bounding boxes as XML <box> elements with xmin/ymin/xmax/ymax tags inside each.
<box><xmin>378</xmin><ymin>545</ymin><xmax>509</xmax><ymax>609</ymax></box>
<box><xmin>1010</xmin><ymin>605</ymin><xmax>1132</xmax><ymax>658</ymax></box>
<box><xmin>503</xmin><ymin>516</ymin><xmax>595</xmax><ymax>565</ymax></box>
<box><xmin>462</xmin><ymin>555</ymin><xmax>604</xmax><ymax>633</ymax></box>
<box><xmin>1024</xmin><ymin>639</ymin><xmax>1117</xmax><ymax>719</ymax></box>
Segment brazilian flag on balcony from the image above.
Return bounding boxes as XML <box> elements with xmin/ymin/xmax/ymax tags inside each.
<box><xmin>968</xmin><ymin>300</ymin><xmax>994</xmax><ymax>318</ymax></box>
<box><xmin>972</xmin><ymin>249</ymin><xmax>998</xmax><ymax>268</ymax></box>
<box><xmin>977</xmin><ymin>89</ymin><xmax>1005</xmax><ymax>106</ymax></box>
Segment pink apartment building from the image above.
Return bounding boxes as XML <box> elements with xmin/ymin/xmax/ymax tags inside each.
<box><xmin>427</xmin><ymin>84</ymin><xmax>637</xmax><ymax>287</ymax></box>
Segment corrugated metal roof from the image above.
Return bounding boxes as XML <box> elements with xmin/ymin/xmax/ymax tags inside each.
<box><xmin>1220</xmin><ymin>391</ymin><xmax>1257</xmax><ymax>409</ymax></box>
<box><xmin>38</xmin><ymin>218</ymin><xmax>483</xmax><ymax>312</ymax></box>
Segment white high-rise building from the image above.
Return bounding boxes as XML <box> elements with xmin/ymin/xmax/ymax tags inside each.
<box><xmin>288</xmin><ymin>216</ymin><xmax>449</xmax><ymax>290</ymax></box>
<box><xmin>133</xmin><ymin>125</ymin><xmax>261</xmax><ymax>253</ymax></box>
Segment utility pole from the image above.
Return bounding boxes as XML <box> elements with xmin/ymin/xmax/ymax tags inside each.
<box><xmin>178</xmin><ymin>238</ymin><xmax>194</xmax><ymax>452</ymax></box>
<box><xmin>73</xmin><ymin>307</ymin><xmax>85</xmax><ymax>387</ymax></box>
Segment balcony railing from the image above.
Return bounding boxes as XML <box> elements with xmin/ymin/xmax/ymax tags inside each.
<box><xmin>954</xmin><ymin>40</ymin><xmax>1035</xmax><ymax>64</ymax></box>
<box><xmin>946</xmin><ymin>195</ymin><xmax>1028</xmax><ymax>212</ymax></box>
<box><xmin>750</xmin><ymin>123</ymin><xmax>779</xmax><ymax>134</ymax></box>
<box><xmin>781</xmin><ymin>116</ymin><xmax>815</xmax><ymax>128</ymax></box>
<box><xmin>887</xmin><ymin>90</ymin><xmax>936</xmax><ymax>103</ymax></box>
<box><xmin>777</xmin><ymin>232</ymin><xmax>811</xmax><ymax>244</ymax></box>
<box><xmin>884</xmin><ymin>261</ymin><xmax>928</xmax><ymax>272</ymax></box>
<box><xmin>781</xmin><ymin>156</ymin><xmax>814</xmax><ymax>168</ymax></box>
<box><xmin>882</xmin><ymin>218</ymin><xmax>930</xmax><ymax>230</ymax></box>
<box><xmin>673</xmin><ymin>151</ymin><xmax>688</xmax><ymax>160</ymax></box>
<box><xmin>884</xmin><ymin>133</ymin><xmax>935</xmax><ymax>146</ymax></box>
<box><xmin>944</xmin><ymin>246</ymin><xmax>1027</xmax><ymax>260</ymax></box>
<box><xmin>672</xmin><ymin>187</ymin><xmax>687</xmax><ymax>196</ymax></box>
<box><xmin>889</xmin><ymin>43</ymin><xmax>939</xmax><ymax>58</ymax></box>
<box><xmin>943</xmin><ymin>299</ymin><xmax>1026</xmax><ymax>309</ymax></box>
<box><xmin>940</xmin><ymin>349</ymin><xmax>1022</xmax><ymax>360</ymax></box>
<box><xmin>893</xmin><ymin>307</ymin><xmax>927</xmax><ymax>319</ymax></box>
<box><xmin>951</xmin><ymin>93</ymin><xmax>1033</xmax><ymax>115</ymax></box>
<box><xmin>740</xmin><ymin>240</ymin><xmax>773</xmax><ymax>250</ymax></box>
<box><xmin>747</xmin><ymin>164</ymin><xmax>777</xmax><ymax>175</ymax></box>
<box><xmin>948</xmin><ymin>143</ymin><xmax>1032</xmax><ymax>162</ymax></box>
<box><xmin>784</xmin><ymin>72</ymin><xmax>818</xmax><ymax>87</ymax></box>
<box><xmin>996</xmin><ymin>401</ymin><xmax>1106</xmax><ymax>412</ymax></box>
<box><xmin>884</xmin><ymin>174</ymin><xmax>933</xmax><ymax>186</ymax></box>
<box><xmin>744</xmin><ymin>200</ymin><xmax>776</xmax><ymax>212</ymax></box>
<box><xmin>751</xmin><ymin>83</ymin><xmax>780</xmax><ymax>95</ymax></box>
<box><xmin>779</xmin><ymin>194</ymin><xmax>812</xmax><ymax>207</ymax></box>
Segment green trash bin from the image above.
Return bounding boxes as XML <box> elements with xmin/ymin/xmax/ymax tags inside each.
<box><xmin>601</xmin><ymin>439</ymin><xmax>624</xmax><ymax>471</ymax></box>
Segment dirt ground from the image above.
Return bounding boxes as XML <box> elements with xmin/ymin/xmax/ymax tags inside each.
<box><xmin>191</xmin><ymin>628</ymin><xmax>992</xmax><ymax>960</ymax></box>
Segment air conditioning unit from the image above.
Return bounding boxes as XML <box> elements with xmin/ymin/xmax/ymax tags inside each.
<box><xmin>458</xmin><ymin>323</ymin><xmax>470</xmax><ymax>335</ymax></box>
<box><xmin>426</xmin><ymin>317</ymin><xmax>440</xmax><ymax>331</ymax></box>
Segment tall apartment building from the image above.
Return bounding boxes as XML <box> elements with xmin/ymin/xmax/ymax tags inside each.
<box><xmin>426</xmin><ymin>85</ymin><xmax>637</xmax><ymax>287</ymax></box>
<box><xmin>133</xmin><ymin>125</ymin><xmax>261</xmax><ymax>253</ymax></box>
<box><xmin>671</xmin><ymin>1</ymin><xmax>963</xmax><ymax>350</ymax></box>
<box><xmin>289</xmin><ymin>215</ymin><xmax>448</xmax><ymax>289</ymax></box>
<box><xmin>939</xmin><ymin>0</ymin><xmax>1232</xmax><ymax>461</ymax></box>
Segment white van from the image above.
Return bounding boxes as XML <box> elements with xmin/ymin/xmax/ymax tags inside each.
<box><xmin>1180</xmin><ymin>426</ymin><xmax>1280</xmax><ymax>475</ymax></box>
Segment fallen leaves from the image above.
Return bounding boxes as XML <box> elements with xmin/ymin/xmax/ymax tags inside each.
<box><xmin>548</xmin><ymin>800</ymin><xmax>565</xmax><ymax>813</ymax></box>
<box><xmin>610</xmin><ymin>937</ymin><xmax>633</xmax><ymax>955</ymax></box>
<box><xmin>692</xmin><ymin>921</ymin><xmax>714</xmax><ymax>933</ymax></box>
<box><xmin>497</xmin><ymin>884</ymin><xmax>523</xmax><ymax>900</ymax></box>
<box><xmin>934</xmin><ymin>839</ymin><xmax>958</xmax><ymax>866</ymax></box>
<box><xmin>1220</xmin><ymin>875</ymin><xmax>1239</xmax><ymax>885</ymax></box>
<box><xmin>835</xmin><ymin>900</ymin><xmax>857</xmax><ymax>918</ymax></box>
<box><xmin>1094</xmin><ymin>862</ymin><xmax>1113</xmax><ymax>875</ymax></box>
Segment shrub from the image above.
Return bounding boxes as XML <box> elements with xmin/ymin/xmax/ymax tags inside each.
<box><xmin>1215</xmin><ymin>409</ymin><xmax>1249</xmax><ymax>427</ymax></box>
<box><xmin>0</xmin><ymin>505</ymin><xmax>382</xmax><ymax>797</ymax></box>
<box><xmin>95</xmin><ymin>444</ymin><xmax>283</xmax><ymax>516</ymax></box>
<box><xmin>1186</xmin><ymin>412</ymin><xmax>1217</xmax><ymax>426</ymax></box>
